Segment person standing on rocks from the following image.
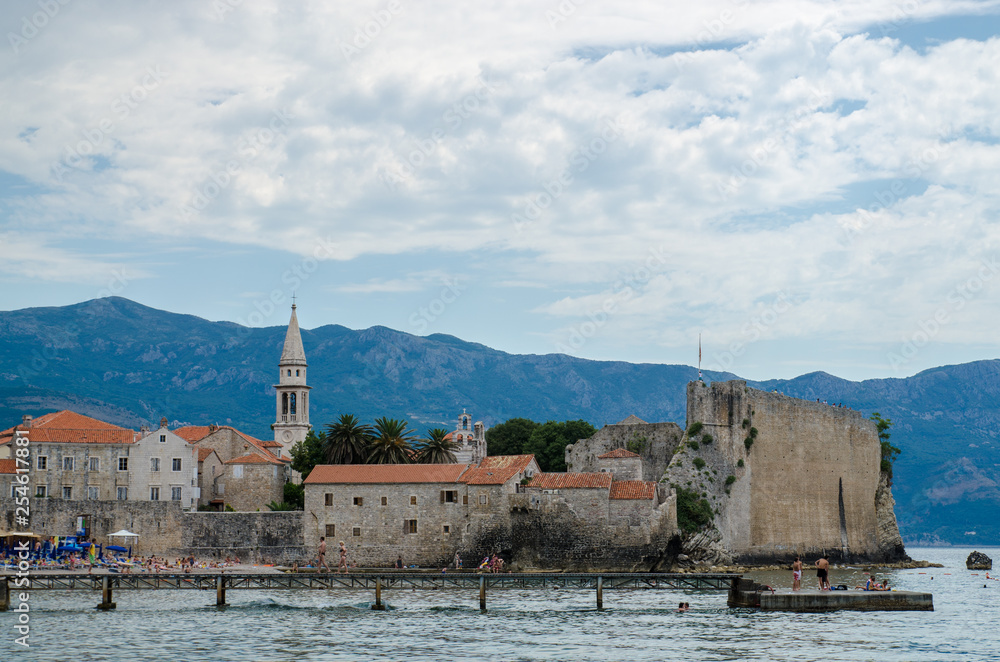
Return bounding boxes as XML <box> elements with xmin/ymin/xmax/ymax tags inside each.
<box><xmin>815</xmin><ymin>555</ymin><xmax>830</xmax><ymax>590</ymax></box>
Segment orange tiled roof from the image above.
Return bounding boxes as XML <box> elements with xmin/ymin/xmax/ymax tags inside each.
<box><xmin>197</xmin><ymin>447</ymin><xmax>218</xmax><ymax>462</ymax></box>
<box><xmin>304</xmin><ymin>464</ymin><xmax>472</xmax><ymax>485</ymax></box>
<box><xmin>174</xmin><ymin>426</ymin><xmax>214</xmax><ymax>442</ymax></box>
<box><xmin>0</xmin><ymin>410</ymin><xmax>128</xmax><ymax>438</ymax></box>
<box><xmin>0</xmin><ymin>428</ymin><xmax>135</xmax><ymax>445</ymax></box>
<box><xmin>199</xmin><ymin>425</ymin><xmax>284</xmax><ymax>463</ymax></box>
<box><xmin>225</xmin><ymin>453</ymin><xmax>285</xmax><ymax>466</ymax></box>
<box><xmin>527</xmin><ymin>472</ymin><xmax>613</xmax><ymax>490</ymax></box>
<box><xmin>0</xmin><ymin>459</ymin><xmax>16</xmax><ymax>474</ymax></box>
<box><xmin>597</xmin><ymin>448</ymin><xmax>640</xmax><ymax>459</ymax></box>
<box><xmin>609</xmin><ymin>480</ymin><xmax>657</xmax><ymax>500</ymax></box>
<box><xmin>462</xmin><ymin>455</ymin><xmax>537</xmax><ymax>485</ymax></box>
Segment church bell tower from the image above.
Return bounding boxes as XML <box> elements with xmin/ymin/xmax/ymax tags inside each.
<box><xmin>273</xmin><ymin>303</ymin><xmax>311</xmax><ymax>452</ymax></box>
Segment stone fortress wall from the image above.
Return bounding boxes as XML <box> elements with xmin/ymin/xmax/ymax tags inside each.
<box><xmin>662</xmin><ymin>380</ymin><xmax>905</xmax><ymax>564</ymax></box>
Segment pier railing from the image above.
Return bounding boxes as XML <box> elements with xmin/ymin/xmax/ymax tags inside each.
<box><xmin>2</xmin><ymin>571</ymin><xmax>740</xmax><ymax>612</ymax></box>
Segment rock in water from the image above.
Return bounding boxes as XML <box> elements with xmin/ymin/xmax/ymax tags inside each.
<box><xmin>966</xmin><ymin>551</ymin><xmax>992</xmax><ymax>570</ymax></box>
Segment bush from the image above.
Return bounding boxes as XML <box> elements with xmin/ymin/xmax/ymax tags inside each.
<box><xmin>687</xmin><ymin>440</ymin><xmax>700</xmax><ymax>451</ymax></box>
<box><xmin>742</xmin><ymin>418</ymin><xmax>750</xmax><ymax>429</ymax></box>
<box><xmin>626</xmin><ymin>433</ymin><xmax>648</xmax><ymax>454</ymax></box>
<box><xmin>725</xmin><ymin>475</ymin><xmax>737</xmax><ymax>486</ymax></box>
<box><xmin>744</xmin><ymin>437</ymin><xmax>753</xmax><ymax>451</ymax></box>
<box><xmin>687</xmin><ymin>422</ymin><xmax>704</xmax><ymax>436</ymax></box>
<box><xmin>737</xmin><ymin>458</ymin><xmax>744</xmax><ymax>468</ymax></box>
<box><xmin>283</xmin><ymin>482</ymin><xmax>305</xmax><ymax>510</ymax></box>
<box><xmin>676</xmin><ymin>487</ymin><xmax>714</xmax><ymax>533</ymax></box>
<box><xmin>693</xmin><ymin>457</ymin><xmax>706</xmax><ymax>470</ymax></box>
<box><xmin>701</xmin><ymin>434</ymin><xmax>713</xmax><ymax>444</ymax></box>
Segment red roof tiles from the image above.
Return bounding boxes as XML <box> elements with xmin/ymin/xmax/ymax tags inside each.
<box><xmin>597</xmin><ymin>448</ymin><xmax>640</xmax><ymax>459</ymax></box>
<box><xmin>0</xmin><ymin>459</ymin><xmax>16</xmax><ymax>474</ymax></box>
<box><xmin>609</xmin><ymin>480</ymin><xmax>657</xmax><ymax>500</ymax></box>
<box><xmin>174</xmin><ymin>426</ymin><xmax>214</xmax><ymax>442</ymax></box>
<box><xmin>0</xmin><ymin>410</ymin><xmax>132</xmax><ymax>445</ymax></box>
<box><xmin>304</xmin><ymin>464</ymin><xmax>472</xmax><ymax>485</ymax></box>
<box><xmin>527</xmin><ymin>473</ymin><xmax>613</xmax><ymax>490</ymax></box>
<box><xmin>462</xmin><ymin>455</ymin><xmax>537</xmax><ymax>485</ymax></box>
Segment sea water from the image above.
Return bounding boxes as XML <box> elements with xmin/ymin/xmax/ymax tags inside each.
<box><xmin>2</xmin><ymin>547</ymin><xmax>998</xmax><ymax>661</ymax></box>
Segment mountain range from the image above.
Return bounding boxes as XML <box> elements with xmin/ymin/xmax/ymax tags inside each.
<box><xmin>1</xmin><ymin>296</ymin><xmax>997</xmax><ymax>545</ymax></box>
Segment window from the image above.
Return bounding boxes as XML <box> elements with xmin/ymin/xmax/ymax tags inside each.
<box><xmin>36</xmin><ymin>485</ymin><xmax>46</xmax><ymax>497</ymax></box>
<box><xmin>62</xmin><ymin>486</ymin><xmax>72</xmax><ymax>499</ymax></box>
<box><xmin>88</xmin><ymin>486</ymin><xmax>99</xmax><ymax>500</ymax></box>
<box><xmin>171</xmin><ymin>487</ymin><xmax>182</xmax><ymax>501</ymax></box>
<box><xmin>172</xmin><ymin>458</ymin><xmax>182</xmax><ymax>472</ymax></box>
<box><xmin>479</xmin><ymin>494</ymin><xmax>487</xmax><ymax>505</ymax></box>
<box><xmin>325</xmin><ymin>524</ymin><xmax>335</xmax><ymax>537</ymax></box>
<box><xmin>443</xmin><ymin>525</ymin><xmax>450</xmax><ymax>534</ymax></box>
<box><xmin>62</xmin><ymin>456</ymin><xmax>74</xmax><ymax>471</ymax></box>
<box><xmin>441</xmin><ymin>490</ymin><xmax>458</xmax><ymax>503</ymax></box>
<box><xmin>159</xmin><ymin>434</ymin><xmax>166</xmax><ymax>443</ymax></box>
<box><xmin>118</xmin><ymin>457</ymin><xmax>128</xmax><ymax>471</ymax></box>
<box><xmin>287</xmin><ymin>369</ymin><xmax>291</xmax><ymax>376</ymax></box>
<box><xmin>37</xmin><ymin>456</ymin><xmax>47</xmax><ymax>470</ymax></box>
<box><xmin>150</xmin><ymin>487</ymin><xmax>160</xmax><ymax>501</ymax></box>
<box><xmin>89</xmin><ymin>457</ymin><xmax>99</xmax><ymax>471</ymax></box>
<box><xmin>410</xmin><ymin>496</ymin><xmax>417</xmax><ymax>505</ymax></box>
<box><xmin>233</xmin><ymin>465</ymin><xmax>243</xmax><ymax>479</ymax></box>
<box><xmin>151</xmin><ymin>457</ymin><xmax>160</xmax><ymax>472</ymax></box>
<box><xmin>404</xmin><ymin>519</ymin><xmax>417</xmax><ymax>534</ymax></box>
<box><xmin>117</xmin><ymin>487</ymin><xmax>128</xmax><ymax>500</ymax></box>
<box><xmin>352</xmin><ymin>527</ymin><xmax>361</xmax><ymax>537</ymax></box>
<box><xmin>10</xmin><ymin>484</ymin><xmax>18</xmax><ymax>498</ymax></box>
<box><xmin>296</xmin><ymin>369</ymin><xmax>300</xmax><ymax>376</ymax></box>
<box><xmin>381</xmin><ymin>496</ymin><xmax>387</xmax><ymax>506</ymax></box>
<box><xmin>353</xmin><ymin>496</ymin><xmax>363</xmax><ymax>506</ymax></box>
<box><xmin>463</xmin><ymin>495</ymin><xmax>468</xmax><ymax>505</ymax></box>
<box><xmin>324</xmin><ymin>493</ymin><xmax>333</xmax><ymax>507</ymax></box>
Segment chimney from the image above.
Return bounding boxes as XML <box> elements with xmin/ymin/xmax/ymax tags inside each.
<box><xmin>160</xmin><ymin>416</ymin><xmax>168</xmax><ymax>428</ymax></box>
<box><xmin>140</xmin><ymin>425</ymin><xmax>150</xmax><ymax>434</ymax></box>
<box><xmin>21</xmin><ymin>415</ymin><xmax>32</xmax><ymax>429</ymax></box>
<box><xmin>209</xmin><ymin>424</ymin><xmax>218</xmax><ymax>433</ymax></box>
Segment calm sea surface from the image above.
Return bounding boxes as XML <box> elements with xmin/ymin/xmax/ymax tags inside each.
<box><xmin>3</xmin><ymin>547</ymin><xmax>999</xmax><ymax>661</ymax></box>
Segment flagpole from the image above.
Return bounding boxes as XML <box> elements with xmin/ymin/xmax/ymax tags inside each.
<box><xmin>698</xmin><ymin>332</ymin><xmax>702</xmax><ymax>381</ymax></box>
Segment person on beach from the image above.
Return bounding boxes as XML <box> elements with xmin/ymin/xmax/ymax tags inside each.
<box><xmin>338</xmin><ymin>541</ymin><xmax>348</xmax><ymax>574</ymax></box>
<box><xmin>454</xmin><ymin>551</ymin><xmax>462</xmax><ymax>570</ymax></box>
<box><xmin>317</xmin><ymin>536</ymin><xmax>330</xmax><ymax>572</ymax></box>
<box><xmin>792</xmin><ymin>556</ymin><xmax>803</xmax><ymax>591</ymax></box>
<box><xmin>815</xmin><ymin>555</ymin><xmax>830</xmax><ymax>590</ymax></box>
<box><xmin>395</xmin><ymin>555</ymin><xmax>404</xmax><ymax>569</ymax></box>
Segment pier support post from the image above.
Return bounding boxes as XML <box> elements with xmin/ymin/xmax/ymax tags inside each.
<box><xmin>97</xmin><ymin>576</ymin><xmax>116</xmax><ymax>610</ymax></box>
<box><xmin>216</xmin><ymin>575</ymin><xmax>227</xmax><ymax>607</ymax></box>
<box><xmin>596</xmin><ymin>576</ymin><xmax>603</xmax><ymax>611</ymax></box>
<box><xmin>0</xmin><ymin>577</ymin><xmax>9</xmax><ymax>611</ymax></box>
<box><xmin>479</xmin><ymin>575</ymin><xmax>486</xmax><ymax>612</ymax></box>
<box><xmin>372</xmin><ymin>576</ymin><xmax>385</xmax><ymax>610</ymax></box>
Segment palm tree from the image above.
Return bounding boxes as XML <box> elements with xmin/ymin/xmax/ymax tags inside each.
<box><xmin>367</xmin><ymin>417</ymin><xmax>416</xmax><ymax>464</ymax></box>
<box><xmin>416</xmin><ymin>428</ymin><xmax>459</xmax><ymax>464</ymax></box>
<box><xmin>324</xmin><ymin>414</ymin><xmax>373</xmax><ymax>464</ymax></box>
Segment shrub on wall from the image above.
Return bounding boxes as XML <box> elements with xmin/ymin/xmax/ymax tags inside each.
<box><xmin>687</xmin><ymin>422</ymin><xmax>704</xmax><ymax>436</ymax></box>
<box><xmin>676</xmin><ymin>487</ymin><xmax>714</xmax><ymax>533</ymax></box>
<box><xmin>701</xmin><ymin>434</ymin><xmax>713</xmax><ymax>444</ymax></box>
<box><xmin>692</xmin><ymin>457</ymin><xmax>706</xmax><ymax>470</ymax></box>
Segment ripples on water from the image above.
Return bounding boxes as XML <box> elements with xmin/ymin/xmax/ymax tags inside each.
<box><xmin>2</xmin><ymin>547</ymin><xmax>998</xmax><ymax>661</ymax></box>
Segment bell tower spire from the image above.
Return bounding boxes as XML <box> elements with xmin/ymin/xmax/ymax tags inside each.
<box><xmin>272</xmin><ymin>302</ymin><xmax>311</xmax><ymax>452</ymax></box>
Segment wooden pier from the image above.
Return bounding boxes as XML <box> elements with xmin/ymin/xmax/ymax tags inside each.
<box><xmin>3</xmin><ymin>571</ymin><xmax>739</xmax><ymax>612</ymax></box>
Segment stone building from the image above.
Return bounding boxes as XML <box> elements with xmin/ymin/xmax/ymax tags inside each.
<box><xmin>218</xmin><ymin>453</ymin><xmax>288</xmax><ymax>512</ymax></box>
<box><xmin>129</xmin><ymin>418</ymin><xmax>199</xmax><ymax>509</ymax></box>
<box><xmin>0</xmin><ymin>411</ymin><xmax>137</xmax><ymax>501</ymax></box>
<box><xmin>596</xmin><ymin>448</ymin><xmax>643</xmax><ymax>480</ymax></box>
<box><xmin>195</xmin><ymin>447</ymin><xmax>224</xmax><ymax>508</ymax></box>
<box><xmin>0</xmin><ymin>458</ymin><xmax>17</xmax><ymax>499</ymax></box>
<box><xmin>565</xmin><ymin>415</ymin><xmax>683</xmax><ymax>481</ymax></box>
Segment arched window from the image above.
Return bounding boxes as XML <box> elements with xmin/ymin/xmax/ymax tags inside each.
<box><xmin>457</xmin><ymin>435</ymin><xmax>464</xmax><ymax>442</ymax></box>
<box><xmin>287</xmin><ymin>369</ymin><xmax>291</xmax><ymax>376</ymax></box>
<box><xmin>462</xmin><ymin>417</ymin><xmax>469</xmax><ymax>430</ymax></box>
<box><xmin>290</xmin><ymin>393</ymin><xmax>297</xmax><ymax>415</ymax></box>
<box><xmin>282</xmin><ymin>392</ymin><xmax>288</xmax><ymax>415</ymax></box>
<box><xmin>296</xmin><ymin>369</ymin><xmax>300</xmax><ymax>376</ymax></box>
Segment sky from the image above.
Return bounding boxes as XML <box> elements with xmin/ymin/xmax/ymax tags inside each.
<box><xmin>2</xmin><ymin>0</ymin><xmax>1000</xmax><ymax>382</ymax></box>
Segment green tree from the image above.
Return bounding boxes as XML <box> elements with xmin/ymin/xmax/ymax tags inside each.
<box><xmin>524</xmin><ymin>419</ymin><xmax>597</xmax><ymax>472</ymax></box>
<box><xmin>416</xmin><ymin>427</ymin><xmax>459</xmax><ymax>464</ymax></box>
<box><xmin>289</xmin><ymin>429</ymin><xmax>326</xmax><ymax>480</ymax></box>
<box><xmin>283</xmin><ymin>482</ymin><xmax>304</xmax><ymax>510</ymax></box>
<box><xmin>324</xmin><ymin>413</ymin><xmax>373</xmax><ymax>464</ymax></box>
<box><xmin>485</xmin><ymin>417</ymin><xmax>540</xmax><ymax>456</ymax></box>
<box><xmin>368</xmin><ymin>417</ymin><xmax>416</xmax><ymax>464</ymax></box>
<box><xmin>870</xmin><ymin>412</ymin><xmax>901</xmax><ymax>483</ymax></box>
<box><xmin>675</xmin><ymin>486</ymin><xmax>714</xmax><ymax>533</ymax></box>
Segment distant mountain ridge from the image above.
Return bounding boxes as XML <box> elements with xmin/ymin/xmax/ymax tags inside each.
<box><xmin>0</xmin><ymin>297</ymin><xmax>997</xmax><ymax>544</ymax></box>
